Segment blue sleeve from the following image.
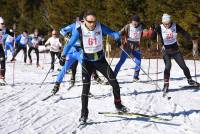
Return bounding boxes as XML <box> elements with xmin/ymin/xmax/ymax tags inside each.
<box><xmin>60</xmin><ymin>23</ymin><xmax>76</xmax><ymax>36</ymax></box>
<box><xmin>63</xmin><ymin>29</ymin><xmax>80</xmax><ymax>56</ymax></box>
<box><xmin>28</xmin><ymin>36</ymin><xmax>33</xmax><ymax>46</ymax></box>
<box><xmin>101</xmin><ymin>24</ymin><xmax>121</xmax><ymax>42</ymax></box>
<box><xmin>15</xmin><ymin>34</ymin><xmax>21</xmax><ymax>43</ymax></box>
<box><xmin>3</xmin><ymin>34</ymin><xmax>8</xmax><ymax>44</ymax></box>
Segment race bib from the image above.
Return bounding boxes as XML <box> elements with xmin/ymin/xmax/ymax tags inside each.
<box><xmin>161</xmin><ymin>23</ymin><xmax>177</xmax><ymax>45</ymax></box>
<box><xmin>20</xmin><ymin>35</ymin><xmax>28</xmax><ymax>44</ymax></box>
<box><xmin>129</xmin><ymin>24</ymin><xmax>142</xmax><ymax>42</ymax></box>
<box><xmin>81</xmin><ymin>22</ymin><xmax>103</xmax><ymax>53</ymax></box>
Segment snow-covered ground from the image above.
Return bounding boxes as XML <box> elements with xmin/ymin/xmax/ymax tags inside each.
<box><xmin>0</xmin><ymin>51</ymin><xmax>200</xmax><ymax>134</ymax></box>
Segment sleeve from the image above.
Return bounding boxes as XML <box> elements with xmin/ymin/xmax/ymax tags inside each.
<box><xmin>45</xmin><ymin>38</ymin><xmax>50</xmax><ymax>46</ymax></box>
<box><xmin>3</xmin><ymin>34</ymin><xmax>8</xmax><ymax>44</ymax></box>
<box><xmin>63</xmin><ymin>30</ymin><xmax>80</xmax><ymax>56</ymax></box>
<box><xmin>119</xmin><ymin>24</ymin><xmax>129</xmax><ymax>35</ymax></box>
<box><xmin>15</xmin><ymin>34</ymin><xmax>21</xmax><ymax>44</ymax></box>
<box><xmin>101</xmin><ymin>24</ymin><xmax>120</xmax><ymax>42</ymax></box>
<box><xmin>176</xmin><ymin>23</ymin><xmax>192</xmax><ymax>41</ymax></box>
<box><xmin>60</xmin><ymin>23</ymin><xmax>75</xmax><ymax>36</ymax></box>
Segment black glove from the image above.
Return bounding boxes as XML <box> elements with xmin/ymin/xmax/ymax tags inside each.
<box><xmin>116</xmin><ymin>40</ymin><xmax>121</xmax><ymax>47</ymax></box>
<box><xmin>59</xmin><ymin>55</ymin><xmax>66</xmax><ymax>66</ymax></box>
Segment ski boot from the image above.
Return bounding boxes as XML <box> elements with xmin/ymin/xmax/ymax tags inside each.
<box><xmin>115</xmin><ymin>103</ymin><xmax>129</xmax><ymax>113</ymax></box>
<box><xmin>0</xmin><ymin>79</ymin><xmax>6</xmax><ymax>86</ymax></box>
<box><xmin>70</xmin><ymin>79</ymin><xmax>75</xmax><ymax>86</ymax></box>
<box><xmin>29</xmin><ymin>60</ymin><xmax>32</xmax><ymax>65</ymax></box>
<box><xmin>94</xmin><ymin>77</ymin><xmax>104</xmax><ymax>84</ymax></box>
<box><xmin>79</xmin><ymin>116</ymin><xmax>88</xmax><ymax>125</ymax></box>
<box><xmin>10</xmin><ymin>58</ymin><xmax>16</xmax><ymax>62</ymax></box>
<box><xmin>188</xmin><ymin>79</ymin><xmax>200</xmax><ymax>86</ymax></box>
<box><xmin>52</xmin><ymin>82</ymin><xmax>60</xmax><ymax>94</ymax></box>
<box><xmin>133</xmin><ymin>77</ymin><xmax>139</xmax><ymax>82</ymax></box>
<box><xmin>162</xmin><ymin>82</ymin><xmax>169</xmax><ymax>93</ymax></box>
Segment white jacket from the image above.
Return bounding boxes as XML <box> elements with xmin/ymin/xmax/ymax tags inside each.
<box><xmin>45</xmin><ymin>37</ymin><xmax>62</xmax><ymax>52</ymax></box>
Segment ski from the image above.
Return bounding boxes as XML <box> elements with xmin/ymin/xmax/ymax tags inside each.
<box><xmin>179</xmin><ymin>85</ymin><xmax>200</xmax><ymax>89</ymax></box>
<box><xmin>41</xmin><ymin>94</ymin><xmax>60</xmax><ymax>101</ymax></box>
<box><xmin>72</xmin><ymin>119</ymin><xmax>93</xmax><ymax>134</ymax></box>
<box><xmin>98</xmin><ymin>112</ymin><xmax>171</xmax><ymax>121</ymax></box>
<box><xmin>67</xmin><ymin>83</ymin><xmax>74</xmax><ymax>90</ymax></box>
<box><xmin>162</xmin><ymin>92</ymin><xmax>171</xmax><ymax>100</ymax></box>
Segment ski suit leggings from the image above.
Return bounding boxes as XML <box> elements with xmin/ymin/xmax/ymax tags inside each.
<box><xmin>28</xmin><ymin>47</ymin><xmax>39</xmax><ymax>65</ymax></box>
<box><xmin>114</xmin><ymin>49</ymin><xmax>141</xmax><ymax>78</ymax></box>
<box><xmin>163</xmin><ymin>49</ymin><xmax>191</xmax><ymax>82</ymax></box>
<box><xmin>13</xmin><ymin>46</ymin><xmax>27</xmax><ymax>63</ymax></box>
<box><xmin>56</xmin><ymin>48</ymin><xmax>82</xmax><ymax>83</ymax></box>
<box><xmin>5</xmin><ymin>43</ymin><xmax>14</xmax><ymax>57</ymax></box>
<box><xmin>81</xmin><ymin>57</ymin><xmax>121</xmax><ymax>118</ymax></box>
<box><xmin>0</xmin><ymin>45</ymin><xmax>6</xmax><ymax>78</ymax></box>
<box><xmin>50</xmin><ymin>51</ymin><xmax>61</xmax><ymax>70</ymax></box>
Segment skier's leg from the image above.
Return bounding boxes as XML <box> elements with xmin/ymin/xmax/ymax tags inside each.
<box><xmin>81</xmin><ymin>60</ymin><xmax>93</xmax><ymax>121</ymax></box>
<box><xmin>114</xmin><ymin>50</ymin><xmax>128</xmax><ymax>77</ymax></box>
<box><xmin>132</xmin><ymin>50</ymin><xmax>141</xmax><ymax>80</ymax></box>
<box><xmin>50</xmin><ymin>51</ymin><xmax>55</xmax><ymax>70</ymax></box>
<box><xmin>94</xmin><ymin>58</ymin><xmax>128</xmax><ymax>112</ymax></box>
<box><xmin>163</xmin><ymin>51</ymin><xmax>171</xmax><ymax>90</ymax></box>
<box><xmin>23</xmin><ymin>47</ymin><xmax>27</xmax><ymax>63</ymax></box>
<box><xmin>0</xmin><ymin>46</ymin><xmax>6</xmax><ymax>80</ymax></box>
<box><xmin>28</xmin><ymin>47</ymin><xmax>33</xmax><ymax>64</ymax></box>
<box><xmin>35</xmin><ymin>48</ymin><xmax>39</xmax><ymax>65</ymax></box>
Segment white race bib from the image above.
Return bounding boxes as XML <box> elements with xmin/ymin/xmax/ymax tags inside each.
<box><xmin>20</xmin><ymin>35</ymin><xmax>28</xmax><ymax>44</ymax></box>
<box><xmin>161</xmin><ymin>23</ymin><xmax>177</xmax><ymax>45</ymax></box>
<box><xmin>128</xmin><ymin>24</ymin><xmax>142</xmax><ymax>42</ymax></box>
<box><xmin>81</xmin><ymin>22</ymin><xmax>103</xmax><ymax>53</ymax></box>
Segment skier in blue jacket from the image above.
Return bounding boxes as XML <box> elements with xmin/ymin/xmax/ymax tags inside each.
<box><xmin>3</xmin><ymin>30</ymin><xmax>15</xmax><ymax>60</ymax></box>
<box><xmin>11</xmin><ymin>31</ymin><xmax>29</xmax><ymax>63</ymax></box>
<box><xmin>53</xmin><ymin>17</ymin><xmax>103</xmax><ymax>92</ymax></box>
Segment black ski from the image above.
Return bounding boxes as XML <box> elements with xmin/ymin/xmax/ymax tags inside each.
<box><xmin>98</xmin><ymin>111</ymin><xmax>171</xmax><ymax>121</ymax></box>
<box><xmin>42</xmin><ymin>94</ymin><xmax>55</xmax><ymax>101</ymax></box>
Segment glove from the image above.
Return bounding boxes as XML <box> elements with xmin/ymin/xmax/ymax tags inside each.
<box><xmin>59</xmin><ymin>55</ymin><xmax>66</xmax><ymax>66</ymax></box>
<box><xmin>116</xmin><ymin>40</ymin><xmax>121</xmax><ymax>48</ymax></box>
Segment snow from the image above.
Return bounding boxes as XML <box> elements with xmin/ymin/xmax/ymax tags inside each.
<box><xmin>0</xmin><ymin>51</ymin><xmax>200</xmax><ymax>134</ymax></box>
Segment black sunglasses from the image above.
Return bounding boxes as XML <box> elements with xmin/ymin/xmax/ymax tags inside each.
<box><xmin>85</xmin><ymin>19</ymin><xmax>96</xmax><ymax>24</ymax></box>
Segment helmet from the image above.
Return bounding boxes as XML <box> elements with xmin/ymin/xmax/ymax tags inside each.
<box><xmin>162</xmin><ymin>13</ymin><xmax>171</xmax><ymax>23</ymax></box>
<box><xmin>0</xmin><ymin>17</ymin><xmax>4</xmax><ymax>24</ymax></box>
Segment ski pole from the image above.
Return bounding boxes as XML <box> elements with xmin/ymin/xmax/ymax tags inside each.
<box><xmin>147</xmin><ymin>39</ymin><xmax>151</xmax><ymax>81</ymax></box>
<box><xmin>40</xmin><ymin>57</ymin><xmax>58</xmax><ymax>88</ymax></box>
<box><xmin>192</xmin><ymin>39</ymin><xmax>199</xmax><ymax>82</ymax></box>
<box><xmin>156</xmin><ymin>34</ymin><xmax>159</xmax><ymax>90</ymax></box>
<box><xmin>193</xmin><ymin>58</ymin><xmax>197</xmax><ymax>82</ymax></box>
<box><xmin>120</xmin><ymin>47</ymin><xmax>162</xmax><ymax>90</ymax></box>
<box><xmin>12</xmin><ymin>23</ymin><xmax>16</xmax><ymax>86</ymax></box>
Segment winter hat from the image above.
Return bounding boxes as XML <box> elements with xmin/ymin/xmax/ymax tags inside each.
<box><xmin>162</xmin><ymin>13</ymin><xmax>171</xmax><ymax>23</ymax></box>
<box><xmin>0</xmin><ymin>17</ymin><xmax>4</xmax><ymax>24</ymax></box>
<box><xmin>132</xmin><ymin>15</ymin><xmax>140</xmax><ymax>22</ymax></box>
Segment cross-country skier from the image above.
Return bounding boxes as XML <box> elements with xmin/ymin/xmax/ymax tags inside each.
<box><xmin>45</xmin><ymin>29</ymin><xmax>62</xmax><ymax>71</ymax></box>
<box><xmin>11</xmin><ymin>30</ymin><xmax>29</xmax><ymax>63</ymax></box>
<box><xmin>155</xmin><ymin>13</ymin><xmax>199</xmax><ymax>93</ymax></box>
<box><xmin>61</xmin><ymin>10</ymin><xmax>128</xmax><ymax>124</ymax></box>
<box><xmin>3</xmin><ymin>29</ymin><xmax>15</xmax><ymax>60</ymax></box>
<box><xmin>28</xmin><ymin>29</ymin><xmax>42</xmax><ymax>67</ymax></box>
<box><xmin>0</xmin><ymin>16</ymin><xmax>9</xmax><ymax>85</ymax></box>
<box><xmin>114</xmin><ymin>15</ymin><xmax>147</xmax><ymax>81</ymax></box>
<box><xmin>52</xmin><ymin>16</ymin><xmax>104</xmax><ymax>92</ymax></box>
